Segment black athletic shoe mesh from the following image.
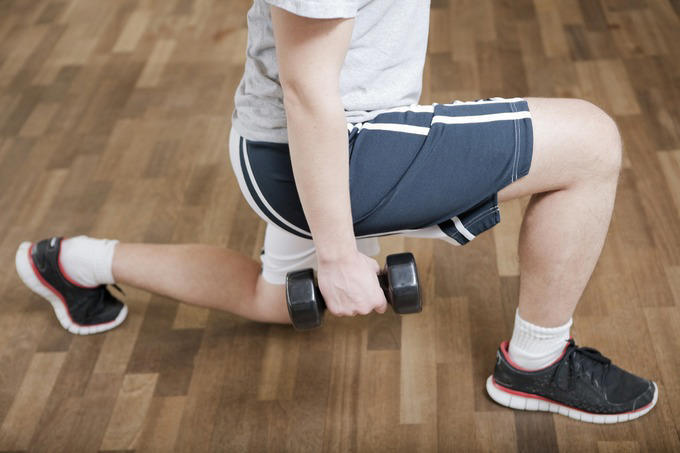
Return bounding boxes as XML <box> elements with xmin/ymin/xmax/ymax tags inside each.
<box><xmin>30</xmin><ymin>237</ymin><xmax>125</xmax><ymax>326</ymax></box>
<box><xmin>493</xmin><ymin>339</ymin><xmax>655</xmax><ymax>414</ymax></box>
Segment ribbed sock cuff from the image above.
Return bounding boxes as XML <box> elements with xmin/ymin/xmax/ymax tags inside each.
<box><xmin>508</xmin><ymin>309</ymin><xmax>572</xmax><ymax>370</ymax></box>
<box><xmin>95</xmin><ymin>239</ymin><xmax>118</xmax><ymax>285</ymax></box>
<box><xmin>60</xmin><ymin>236</ymin><xmax>118</xmax><ymax>287</ymax></box>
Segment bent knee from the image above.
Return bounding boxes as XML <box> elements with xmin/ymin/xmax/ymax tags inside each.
<box><xmin>252</xmin><ymin>276</ymin><xmax>291</xmax><ymax>324</ymax></box>
<box><xmin>579</xmin><ymin>100</ymin><xmax>622</xmax><ymax>177</ymax></box>
<box><xmin>571</xmin><ymin>99</ymin><xmax>622</xmax><ymax>180</ymax></box>
<box><xmin>529</xmin><ymin>97</ymin><xmax>622</xmax><ymax>183</ymax></box>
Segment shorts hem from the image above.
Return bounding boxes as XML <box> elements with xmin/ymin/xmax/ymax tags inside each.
<box><xmin>437</xmin><ymin>193</ymin><xmax>501</xmax><ymax>246</ymax></box>
<box><xmin>261</xmin><ymin>268</ymin><xmax>287</xmax><ymax>286</ymax></box>
<box><xmin>513</xmin><ymin>100</ymin><xmax>534</xmax><ymax>183</ymax></box>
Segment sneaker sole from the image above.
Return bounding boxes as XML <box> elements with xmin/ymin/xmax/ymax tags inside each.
<box><xmin>486</xmin><ymin>375</ymin><xmax>658</xmax><ymax>424</ymax></box>
<box><xmin>15</xmin><ymin>241</ymin><xmax>128</xmax><ymax>335</ymax></box>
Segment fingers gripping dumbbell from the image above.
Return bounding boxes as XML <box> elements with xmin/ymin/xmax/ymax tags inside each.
<box><xmin>285</xmin><ymin>252</ymin><xmax>422</xmax><ymax>330</ymax></box>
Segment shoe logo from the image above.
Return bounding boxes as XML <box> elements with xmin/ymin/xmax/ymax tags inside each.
<box><xmin>50</xmin><ymin>237</ymin><xmax>57</xmax><ymax>248</ymax></box>
<box><xmin>496</xmin><ymin>351</ymin><xmax>502</xmax><ymax>365</ymax></box>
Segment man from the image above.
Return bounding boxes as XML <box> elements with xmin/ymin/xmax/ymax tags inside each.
<box><xmin>15</xmin><ymin>0</ymin><xmax>657</xmax><ymax>423</ymax></box>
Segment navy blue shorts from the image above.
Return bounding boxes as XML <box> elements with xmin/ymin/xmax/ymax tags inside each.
<box><xmin>229</xmin><ymin>97</ymin><xmax>533</xmax><ymax>284</ymax></box>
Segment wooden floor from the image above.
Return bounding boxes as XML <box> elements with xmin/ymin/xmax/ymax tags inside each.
<box><xmin>0</xmin><ymin>0</ymin><xmax>679</xmax><ymax>451</ymax></box>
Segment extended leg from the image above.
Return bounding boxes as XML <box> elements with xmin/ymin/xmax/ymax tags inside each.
<box><xmin>112</xmin><ymin>244</ymin><xmax>290</xmax><ymax>324</ymax></box>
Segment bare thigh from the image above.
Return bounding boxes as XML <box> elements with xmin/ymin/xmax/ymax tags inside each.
<box><xmin>498</xmin><ymin>97</ymin><xmax>621</xmax><ymax>202</ymax></box>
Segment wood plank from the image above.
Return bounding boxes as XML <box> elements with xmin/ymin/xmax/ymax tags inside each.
<box><xmin>534</xmin><ymin>0</ymin><xmax>571</xmax><ymax>57</ymax></box>
<box><xmin>99</xmin><ymin>373</ymin><xmax>159</xmax><ymax>451</ymax></box>
<box><xmin>256</xmin><ymin>325</ymin><xmax>300</xmax><ymax>401</ymax></box>
<box><xmin>0</xmin><ymin>0</ymin><xmax>679</xmax><ymax>451</ymax></box>
<box><xmin>113</xmin><ymin>10</ymin><xmax>151</xmax><ymax>53</ymax></box>
<box><xmin>321</xmin><ymin>323</ymin><xmax>362</xmax><ymax>451</ymax></box>
<box><xmin>357</xmin><ymin>350</ymin><xmax>401</xmax><ymax>451</ymax></box>
<box><xmin>494</xmin><ymin>199</ymin><xmax>523</xmax><ymax>277</ymax></box>
<box><xmin>400</xmin><ymin>272</ymin><xmax>437</xmax><ymax>424</ymax></box>
<box><xmin>133</xmin><ymin>396</ymin><xmax>187</xmax><ymax>452</ymax></box>
<box><xmin>136</xmin><ymin>40</ymin><xmax>176</xmax><ymax>88</ymax></box>
<box><xmin>0</xmin><ymin>352</ymin><xmax>67</xmax><ymax>451</ymax></box>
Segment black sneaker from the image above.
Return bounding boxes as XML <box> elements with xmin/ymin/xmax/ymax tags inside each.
<box><xmin>15</xmin><ymin>237</ymin><xmax>128</xmax><ymax>335</ymax></box>
<box><xmin>486</xmin><ymin>339</ymin><xmax>658</xmax><ymax>423</ymax></box>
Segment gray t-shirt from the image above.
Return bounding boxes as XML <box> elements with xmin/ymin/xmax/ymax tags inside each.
<box><xmin>231</xmin><ymin>0</ymin><xmax>431</xmax><ymax>143</ymax></box>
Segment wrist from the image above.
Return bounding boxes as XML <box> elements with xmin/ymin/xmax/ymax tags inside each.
<box><xmin>315</xmin><ymin>236</ymin><xmax>357</xmax><ymax>265</ymax></box>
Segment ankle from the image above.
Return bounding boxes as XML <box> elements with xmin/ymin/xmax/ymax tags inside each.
<box><xmin>508</xmin><ymin>309</ymin><xmax>572</xmax><ymax>370</ymax></box>
<box><xmin>60</xmin><ymin>236</ymin><xmax>118</xmax><ymax>287</ymax></box>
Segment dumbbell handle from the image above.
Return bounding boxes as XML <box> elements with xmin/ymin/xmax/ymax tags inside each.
<box><xmin>314</xmin><ymin>269</ymin><xmax>392</xmax><ymax>311</ymax></box>
<box><xmin>287</xmin><ymin>252</ymin><xmax>421</xmax><ymax>330</ymax></box>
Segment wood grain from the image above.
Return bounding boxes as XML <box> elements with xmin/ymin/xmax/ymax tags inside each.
<box><xmin>1</xmin><ymin>0</ymin><xmax>679</xmax><ymax>451</ymax></box>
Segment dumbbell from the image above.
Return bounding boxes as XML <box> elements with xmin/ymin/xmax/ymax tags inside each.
<box><xmin>285</xmin><ymin>252</ymin><xmax>422</xmax><ymax>330</ymax></box>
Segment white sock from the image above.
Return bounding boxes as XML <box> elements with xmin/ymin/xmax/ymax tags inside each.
<box><xmin>508</xmin><ymin>309</ymin><xmax>572</xmax><ymax>370</ymax></box>
<box><xmin>59</xmin><ymin>235</ymin><xmax>118</xmax><ymax>287</ymax></box>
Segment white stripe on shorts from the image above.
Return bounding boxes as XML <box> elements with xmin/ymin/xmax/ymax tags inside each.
<box><xmin>453</xmin><ymin>216</ymin><xmax>476</xmax><ymax>241</ymax></box>
<box><xmin>350</xmin><ymin>110</ymin><xmax>530</xmax><ymax>135</ymax></box>
<box><xmin>241</xmin><ymin>140</ymin><xmax>313</xmax><ymax>237</ymax></box>
<box><xmin>432</xmin><ymin>110</ymin><xmax>531</xmax><ymax>125</ymax></box>
<box><xmin>347</xmin><ymin>97</ymin><xmax>528</xmax><ymax>131</ymax></box>
<box><xmin>356</xmin><ymin>122</ymin><xmax>430</xmax><ymax>135</ymax></box>
<box><xmin>365</xmin><ymin>97</ymin><xmax>526</xmax><ymax>116</ymax></box>
<box><xmin>441</xmin><ymin>97</ymin><xmax>525</xmax><ymax>106</ymax></box>
<box><xmin>346</xmin><ymin>98</ymin><xmax>531</xmax><ymax>135</ymax></box>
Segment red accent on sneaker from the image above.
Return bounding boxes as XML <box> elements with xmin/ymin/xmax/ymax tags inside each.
<box><xmin>491</xmin><ymin>377</ymin><xmax>655</xmax><ymax>416</ymax></box>
<box><xmin>500</xmin><ymin>339</ymin><xmax>571</xmax><ymax>372</ymax></box>
<box><xmin>27</xmin><ymin>243</ymin><xmax>119</xmax><ymax>328</ymax></box>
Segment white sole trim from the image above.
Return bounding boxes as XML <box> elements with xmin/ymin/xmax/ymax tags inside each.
<box><xmin>485</xmin><ymin>375</ymin><xmax>658</xmax><ymax>424</ymax></box>
<box><xmin>15</xmin><ymin>242</ymin><xmax>128</xmax><ymax>335</ymax></box>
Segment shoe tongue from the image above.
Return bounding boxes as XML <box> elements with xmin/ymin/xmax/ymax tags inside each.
<box><xmin>553</xmin><ymin>344</ymin><xmax>608</xmax><ymax>390</ymax></box>
<box><xmin>570</xmin><ymin>345</ymin><xmax>614</xmax><ymax>389</ymax></box>
<box><xmin>553</xmin><ymin>361</ymin><xmax>572</xmax><ymax>390</ymax></box>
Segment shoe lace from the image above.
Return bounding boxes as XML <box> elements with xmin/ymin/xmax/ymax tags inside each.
<box><xmin>553</xmin><ymin>339</ymin><xmax>612</xmax><ymax>391</ymax></box>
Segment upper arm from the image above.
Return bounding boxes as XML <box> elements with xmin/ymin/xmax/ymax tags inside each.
<box><xmin>270</xmin><ymin>6</ymin><xmax>355</xmax><ymax>105</ymax></box>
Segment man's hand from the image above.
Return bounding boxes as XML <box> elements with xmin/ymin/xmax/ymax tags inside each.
<box><xmin>317</xmin><ymin>250</ymin><xmax>388</xmax><ymax>316</ymax></box>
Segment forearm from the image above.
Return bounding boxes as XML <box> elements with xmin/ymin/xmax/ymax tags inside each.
<box><xmin>284</xmin><ymin>92</ymin><xmax>356</xmax><ymax>262</ymax></box>
<box><xmin>267</xmin><ymin>7</ymin><xmax>385</xmax><ymax>316</ymax></box>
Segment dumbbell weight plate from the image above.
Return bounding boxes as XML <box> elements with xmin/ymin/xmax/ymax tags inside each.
<box><xmin>286</xmin><ymin>268</ymin><xmax>325</xmax><ymax>330</ymax></box>
<box><xmin>385</xmin><ymin>252</ymin><xmax>422</xmax><ymax>314</ymax></box>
